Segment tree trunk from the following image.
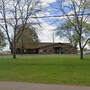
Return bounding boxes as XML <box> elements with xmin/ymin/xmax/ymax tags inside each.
<box><xmin>13</xmin><ymin>43</ymin><xmax>17</xmax><ymax>59</ymax></box>
<box><xmin>10</xmin><ymin>43</ymin><xmax>17</xmax><ymax>59</ymax></box>
<box><xmin>21</xmin><ymin>39</ymin><xmax>24</xmax><ymax>54</ymax></box>
<box><xmin>79</xmin><ymin>39</ymin><xmax>84</xmax><ymax>60</ymax></box>
<box><xmin>13</xmin><ymin>51</ymin><xmax>16</xmax><ymax>59</ymax></box>
<box><xmin>80</xmin><ymin>48</ymin><xmax>83</xmax><ymax>60</ymax></box>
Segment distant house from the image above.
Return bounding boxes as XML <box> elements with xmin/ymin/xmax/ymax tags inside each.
<box><xmin>0</xmin><ymin>51</ymin><xmax>11</xmax><ymax>55</ymax></box>
<box><xmin>16</xmin><ymin>43</ymin><xmax>77</xmax><ymax>54</ymax></box>
<box><xmin>15</xmin><ymin>25</ymin><xmax>77</xmax><ymax>54</ymax></box>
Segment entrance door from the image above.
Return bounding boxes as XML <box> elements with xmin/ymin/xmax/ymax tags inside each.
<box><xmin>54</xmin><ymin>47</ymin><xmax>60</xmax><ymax>54</ymax></box>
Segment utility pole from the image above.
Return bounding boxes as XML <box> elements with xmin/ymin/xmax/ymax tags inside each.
<box><xmin>53</xmin><ymin>31</ymin><xmax>55</xmax><ymax>43</ymax></box>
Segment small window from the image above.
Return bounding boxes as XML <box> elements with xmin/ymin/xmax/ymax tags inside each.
<box><xmin>43</xmin><ymin>50</ymin><xmax>47</xmax><ymax>52</ymax></box>
<box><xmin>40</xmin><ymin>49</ymin><xmax>43</xmax><ymax>53</ymax></box>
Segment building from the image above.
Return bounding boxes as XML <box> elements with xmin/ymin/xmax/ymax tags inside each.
<box><xmin>15</xmin><ymin>25</ymin><xmax>77</xmax><ymax>54</ymax></box>
<box><xmin>16</xmin><ymin>43</ymin><xmax>77</xmax><ymax>54</ymax></box>
<box><xmin>0</xmin><ymin>51</ymin><xmax>11</xmax><ymax>55</ymax></box>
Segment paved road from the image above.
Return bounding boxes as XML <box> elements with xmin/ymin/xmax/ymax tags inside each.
<box><xmin>0</xmin><ymin>82</ymin><xmax>90</xmax><ymax>90</ymax></box>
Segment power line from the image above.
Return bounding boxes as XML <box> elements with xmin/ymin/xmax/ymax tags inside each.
<box><xmin>0</xmin><ymin>13</ymin><xmax>90</xmax><ymax>20</ymax></box>
<box><xmin>31</xmin><ymin>13</ymin><xmax>90</xmax><ymax>18</ymax></box>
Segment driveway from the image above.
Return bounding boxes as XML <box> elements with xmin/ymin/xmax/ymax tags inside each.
<box><xmin>1</xmin><ymin>82</ymin><xmax>90</xmax><ymax>90</ymax></box>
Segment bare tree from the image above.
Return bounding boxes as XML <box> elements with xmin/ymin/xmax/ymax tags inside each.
<box><xmin>57</xmin><ymin>19</ymin><xmax>90</xmax><ymax>50</ymax></box>
<box><xmin>0</xmin><ymin>29</ymin><xmax>6</xmax><ymax>50</ymax></box>
<box><xmin>56</xmin><ymin>21</ymin><xmax>79</xmax><ymax>49</ymax></box>
<box><xmin>0</xmin><ymin>0</ymin><xmax>41</xmax><ymax>59</ymax></box>
<box><xmin>56</xmin><ymin>0</ymin><xmax>90</xmax><ymax>59</ymax></box>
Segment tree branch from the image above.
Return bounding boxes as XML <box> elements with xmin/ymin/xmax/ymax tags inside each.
<box><xmin>83</xmin><ymin>38</ymin><xmax>90</xmax><ymax>49</ymax></box>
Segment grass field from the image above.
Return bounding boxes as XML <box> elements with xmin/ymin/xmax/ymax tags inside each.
<box><xmin>0</xmin><ymin>56</ymin><xmax>90</xmax><ymax>86</ymax></box>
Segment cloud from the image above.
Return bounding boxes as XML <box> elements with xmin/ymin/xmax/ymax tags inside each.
<box><xmin>41</xmin><ymin>0</ymin><xmax>56</xmax><ymax>7</ymax></box>
<box><xmin>35</xmin><ymin>18</ymin><xmax>56</xmax><ymax>42</ymax></box>
<box><xmin>35</xmin><ymin>18</ymin><xmax>68</xmax><ymax>43</ymax></box>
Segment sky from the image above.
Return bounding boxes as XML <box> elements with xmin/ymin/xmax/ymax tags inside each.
<box><xmin>2</xmin><ymin>0</ymin><xmax>90</xmax><ymax>51</ymax></box>
<box><xmin>36</xmin><ymin>0</ymin><xmax>67</xmax><ymax>43</ymax></box>
<box><xmin>3</xmin><ymin>0</ymin><xmax>68</xmax><ymax>51</ymax></box>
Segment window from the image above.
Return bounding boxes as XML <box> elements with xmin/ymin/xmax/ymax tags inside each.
<box><xmin>43</xmin><ymin>50</ymin><xmax>47</xmax><ymax>52</ymax></box>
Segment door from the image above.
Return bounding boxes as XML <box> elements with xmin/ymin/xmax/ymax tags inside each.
<box><xmin>54</xmin><ymin>47</ymin><xmax>60</xmax><ymax>54</ymax></box>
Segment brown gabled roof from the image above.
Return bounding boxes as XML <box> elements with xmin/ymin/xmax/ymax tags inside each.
<box><xmin>16</xmin><ymin>42</ymin><xmax>73</xmax><ymax>49</ymax></box>
<box><xmin>16</xmin><ymin>42</ymin><xmax>38</xmax><ymax>49</ymax></box>
<box><xmin>37</xmin><ymin>43</ymin><xmax>72</xmax><ymax>49</ymax></box>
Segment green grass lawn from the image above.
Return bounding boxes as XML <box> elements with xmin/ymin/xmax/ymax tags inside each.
<box><xmin>0</xmin><ymin>56</ymin><xmax>90</xmax><ymax>86</ymax></box>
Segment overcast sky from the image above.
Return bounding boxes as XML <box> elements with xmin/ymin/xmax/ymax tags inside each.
<box><xmin>36</xmin><ymin>0</ymin><xmax>67</xmax><ymax>43</ymax></box>
<box><xmin>3</xmin><ymin>0</ymin><xmax>90</xmax><ymax>50</ymax></box>
<box><xmin>3</xmin><ymin>0</ymin><xmax>68</xmax><ymax>51</ymax></box>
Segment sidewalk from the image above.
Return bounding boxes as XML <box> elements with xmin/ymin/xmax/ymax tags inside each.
<box><xmin>1</xmin><ymin>82</ymin><xmax>90</xmax><ymax>90</ymax></box>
